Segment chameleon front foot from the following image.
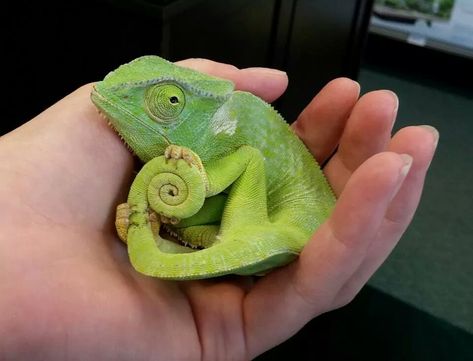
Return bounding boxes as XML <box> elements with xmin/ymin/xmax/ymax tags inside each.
<box><xmin>164</xmin><ymin>145</ymin><xmax>205</xmax><ymax>172</ymax></box>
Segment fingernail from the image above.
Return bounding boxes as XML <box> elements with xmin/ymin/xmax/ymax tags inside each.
<box><xmin>382</xmin><ymin>90</ymin><xmax>399</xmax><ymax>124</ymax></box>
<box><xmin>399</xmin><ymin>154</ymin><xmax>413</xmax><ymax>177</ymax></box>
<box><xmin>353</xmin><ymin>80</ymin><xmax>361</xmax><ymax>94</ymax></box>
<box><xmin>244</xmin><ymin>67</ymin><xmax>287</xmax><ymax>77</ymax></box>
<box><xmin>419</xmin><ymin>125</ymin><xmax>439</xmax><ymax>149</ymax></box>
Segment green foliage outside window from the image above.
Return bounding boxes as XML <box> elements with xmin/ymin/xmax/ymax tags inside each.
<box><xmin>375</xmin><ymin>0</ymin><xmax>455</xmax><ymax>18</ymax></box>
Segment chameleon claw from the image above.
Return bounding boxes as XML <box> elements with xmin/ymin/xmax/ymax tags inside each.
<box><xmin>148</xmin><ymin>211</ymin><xmax>160</xmax><ymax>237</ymax></box>
<box><xmin>115</xmin><ymin>203</ymin><xmax>131</xmax><ymax>243</ymax></box>
<box><xmin>160</xmin><ymin>214</ymin><xmax>180</xmax><ymax>225</ymax></box>
<box><xmin>164</xmin><ymin>144</ymin><xmax>180</xmax><ymax>160</ymax></box>
<box><xmin>181</xmin><ymin>149</ymin><xmax>194</xmax><ymax>165</ymax></box>
<box><xmin>164</xmin><ymin>145</ymin><xmax>200</xmax><ymax>168</ymax></box>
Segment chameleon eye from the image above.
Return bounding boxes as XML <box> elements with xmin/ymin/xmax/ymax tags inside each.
<box><xmin>145</xmin><ymin>83</ymin><xmax>186</xmax><ymax>122</ymax></box>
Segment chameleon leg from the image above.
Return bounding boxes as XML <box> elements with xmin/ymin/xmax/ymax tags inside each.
<box><xmin>204</xmin><ymin>145</ymin><xmax>269</xmax><ymax>231</ymax></box>
<box><xmin>171</xmin><ymin>225</ymin><xmax>219</xmax><ymax>249</ymax></box>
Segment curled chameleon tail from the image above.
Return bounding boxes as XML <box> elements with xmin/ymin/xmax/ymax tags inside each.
<box><xmin>144</xmin><ymin>155</ymin><xmax>206</xmax><ymax>223</ymax></box>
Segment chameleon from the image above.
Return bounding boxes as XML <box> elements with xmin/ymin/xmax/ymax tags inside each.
<box><xmin>90</xmin><ymin>55</ymin><xmax>336</xmax><ymax>280</ymax></box>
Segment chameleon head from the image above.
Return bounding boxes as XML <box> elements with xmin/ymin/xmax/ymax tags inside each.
<box><xmin>90</xmin><ymin>56</ymin><xmax>234</xmax><ymax>162</ymax></box>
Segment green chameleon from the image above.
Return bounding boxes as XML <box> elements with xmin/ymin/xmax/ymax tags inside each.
<box><xmin>91</xmin><ymin>56</ymin><xmax>335</xmax><ymax>280</ymax></box>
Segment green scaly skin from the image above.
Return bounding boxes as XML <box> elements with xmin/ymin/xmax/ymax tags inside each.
<box><xmin>91</xmin><ymin>56</ymin><xmax>335</xmax><ymax>280</ymax></box>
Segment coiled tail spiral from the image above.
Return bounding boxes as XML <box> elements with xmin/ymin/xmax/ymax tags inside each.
<box><xmin>129</xmin><ymin>155</ymin><xmax>207</xmax><ymax>222</ymax></box>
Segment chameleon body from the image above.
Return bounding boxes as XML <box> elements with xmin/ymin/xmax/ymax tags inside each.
<box><xmin>91</xmin><ymin>56</ymin><xmax>335</xmax><ymax>280</ymax></box>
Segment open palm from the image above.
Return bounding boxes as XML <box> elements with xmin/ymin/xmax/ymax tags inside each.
<box><xmin>0</xmin><ymin>59</ymin><xmax>437</xmax><ymax>360</ymax></box>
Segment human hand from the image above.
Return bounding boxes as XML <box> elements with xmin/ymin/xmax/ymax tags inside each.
<box><xmin>0</xmin><ymin>58</ymin><xmax>437</xmax><ymax>360</ymax></box>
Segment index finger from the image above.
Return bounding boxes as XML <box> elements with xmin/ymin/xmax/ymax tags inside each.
<box><xmin>175</xmin><ymin>58</ymin><xmax>288</xmax><ymax>103</ymax></box>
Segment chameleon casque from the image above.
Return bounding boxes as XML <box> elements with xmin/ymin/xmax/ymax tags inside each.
<box><xmin>91</xmin><ymin>56</ymin><xmax>335</xmax><ymax>280</ymax></box>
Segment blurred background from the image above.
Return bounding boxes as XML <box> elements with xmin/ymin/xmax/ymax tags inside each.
<box><xmin>2</xmin><ymin>0</ymin><xmax>472</xmax><ymax>359</ymax></box>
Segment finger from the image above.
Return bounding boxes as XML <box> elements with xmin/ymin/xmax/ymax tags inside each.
<box><xmin>385</xmin><ymin>125</ymin><xmax>438</xmax><ymax>223</ymax></box>
<box><xmin>291</xmin><ymin>78</ymin><xmax>360</xmax><ymax>163</ymax></box>
<box><xmin>334</xmin><ymin>126</ymin><xmax>438</xmax><ymax>306</ymax></box>
<box><xmin>324</xmin><ymin>90</ymin><xmax>398</xmax><ymax>195</ymax></box>
<box><xmin>175</xmin><ymin>58</ymin><xmax>288</xmax><ymax>103</ymax></box>
<box><xmin>243</xmin><ymin>152</ymin><xmax>412</xmax><ymax>358</ymax></box>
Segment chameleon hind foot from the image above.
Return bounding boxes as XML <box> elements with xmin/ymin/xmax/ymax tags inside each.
<box><xmin>115</xmin><ymin>203</ymin><xmax>160</xmax><ymax>243</ymax></box>
<box><xmin>115</xmin><ymin>203</ymin><xmax>131</xmax><ymax>243</ymax></box>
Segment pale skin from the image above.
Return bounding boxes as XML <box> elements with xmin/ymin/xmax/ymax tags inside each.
<box><xmin>0</xmin><ymin>58</ymin><xmax>438</xmax><ymax>360</ymax></box>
